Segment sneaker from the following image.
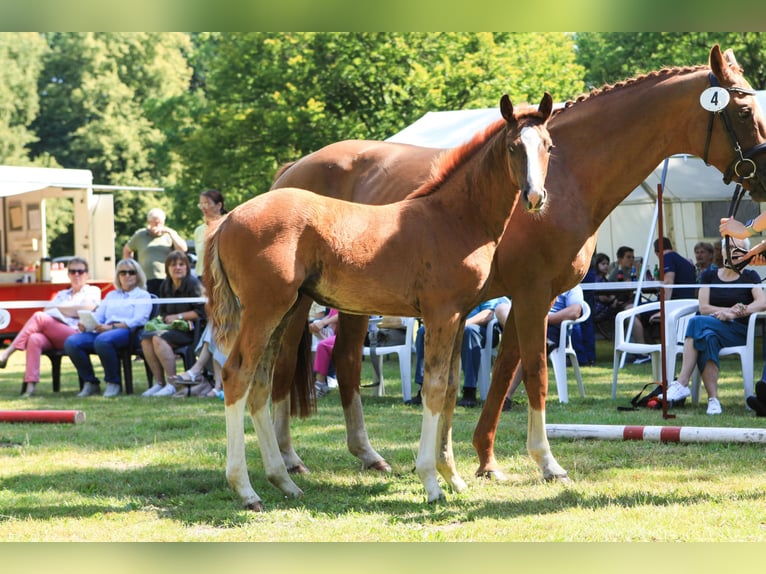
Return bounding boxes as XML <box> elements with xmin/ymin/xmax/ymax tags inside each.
<box><xmin>153</xmin><ymin>384</ymin><xmax>177</xmax><ymax>397</ymax></box>
<box><xmin>315</xmin><ymin>381</ymin><xmax>330</xmax><ymax>398</ymax></box>
<box><xmin>631</xmin><ymin>354</ymin><xmax>652</xmax><ymax>365</ymax></box>
<box><xmin>22</xmin><ymin>382</ymin><xmax>36</xmax><ymax>398</ymax></box>
<box><xmin>103</xmin><ymin>383</ymin><xmax>122</xmax><ymax>398</ymax></box>
<box><xmin>77</xmin><ymin>382</ymin><xmax>100</xmax><ymax>397</ymax></box>
<box><xmin>756</xmin><ymin>380</ymin><xmax>766</xmax><ymax>404</ymax></box>
<box><xmin>326</xmin><ymin>376</ymin><xmax>338</xmax><ymax>389</ymax></box>
<box><xmin>502</xmin><ymin>397</ymin><xmax>514</xmax><ymax>412</ymax></box>
<box><xmin>142</xmin><ymin>383</ymin><xmax>163</xmax><ymax>397</ymax></box>
<box><xmin>706</xmin><ymin>397</ymin><xmax>722</xmax><ymax>415</ymax></box>
<box><xmin>407</xmin><ymin>388</ymin><xmax>422</xmax><ymax>406</ymax></box>
<box><xmin>665</xmin><ymin>380</ymin><xmax>691</xmax><ymax>403</ymax></box>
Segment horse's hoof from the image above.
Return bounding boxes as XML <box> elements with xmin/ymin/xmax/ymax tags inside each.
<box><xmin>475</xmin><ymin>468</ymin><xmax>509</xmax><ymax>482</ymax></box>
<box><xmin>366</xmin><ymin>460</ymin><xmax>392</xmax><ymax>473</ymax></box>
<box><xmin>287</xmin><ymin>463</ymin><xmax>311</xmax><ymax>475</ymax></box>
<box><xmin>427</xmin><ymin>492</ymin><xmax>447</xmax><ymax>504</ymax></box>
<box><xmin>543</xmin><ymin>473</ymin><xmax>571</xmax><ymax>483</ymax></box>
<box><xmin>244</xmin><ymin>501</ymin><xmax>264</xmax><ymax>512</ymax></box>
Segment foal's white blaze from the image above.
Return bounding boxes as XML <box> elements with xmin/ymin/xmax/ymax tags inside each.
<box><xmin>519</xmin><ymin>126</ymin><xmax>547</xmax><ymax>206</ymax></box>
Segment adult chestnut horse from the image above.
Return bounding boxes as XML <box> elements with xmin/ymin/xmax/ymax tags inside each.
<box><xmin>207</xmin><ymin>95</ymin><xmax>554</xmax><ymax>509</ymax></box>
<box><xmin>268</xmin><ymin>45</ymin><xmax>766</xmax><ymax>485</ymax></box>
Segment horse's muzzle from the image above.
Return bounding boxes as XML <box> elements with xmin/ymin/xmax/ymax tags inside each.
<box><xmin>523</xmin><ymin>187</ymin><xmax>547</xmax><ymax>213</ymax></box>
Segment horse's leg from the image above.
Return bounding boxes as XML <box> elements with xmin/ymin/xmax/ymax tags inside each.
<box><xmin>515</xmin><ymin>301</ymin><xmax>569</xmax><ymax>482</ymax></box>
<box><xmin>473</xmin><ymin>310</ymin><xmax>520</xmax><ymax>480</ymax></box>
<box><xmin>418</xmin><ymin>315</ymin><xmax>461</xmax><ymax>502</ymax></box>
<box><xmin>244</xmin><ymin>312</ymin><xmax>304</xmax><ymax>499</ymax></box>
<box><xmin>434</xmin><ymin>331</ymin><xmax>467</xmax><ymax>492</ymax></box>
<box><xmin>334</xmin><ymin>314</ymin><xmax>391</xmax><ymax>472</ymax></box>
<box><xmin>272</xmin><ymin>295</ymin><xmax>313</xmax><ymax>474</ymax></box>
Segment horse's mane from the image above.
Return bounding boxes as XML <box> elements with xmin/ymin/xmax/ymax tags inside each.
<box><xmin>408</xmin><ymin>106</ymin><xmax>543</xmax><ymax>199</ymax></box>
<box><xmin>552</xmin><ymin>64</ymin><xmax>709</xmax><ymax>119</ymax></box>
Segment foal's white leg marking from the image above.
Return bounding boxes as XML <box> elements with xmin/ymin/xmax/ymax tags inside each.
<box><xmin>416</xmin><ymin>402</ymin><xmax>445</xmax><ymax>502</ymax></box>
<box><xmin>527</xmin><ymin>407</ymin><xmax>568</xmax><ymax>481</ymax></box>
<box><xmin>344</xmin><ymin>392</ymin><xmax>390</xmax><ymax>470</ymax></box>
<box><xmin>249</xmin><ymin>401</ymin><xmax>304</xmax><ymax>498</ymax></box>
<box><xmin>225</xmin><ymin>396</ymin><xmax>261</xmax><ymax>508</ymax></box>
<box><xmin>520</xmin><ymin>126</ymin><xmax>546</xmax><ymax>198</ymax></box>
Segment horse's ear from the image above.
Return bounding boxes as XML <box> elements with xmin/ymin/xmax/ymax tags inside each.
<box><xmin>709</xmin><ymin>44</ymin><xmax>724</xmax><ymax>78</ymax></box>
<box><xmin>539</xmin><ymin>92</ymin><xmax>553</xmax><ymax>120</ymax></box>
<box><xmin>500</xmin><ymin>94</ymin><xmax>514</xmax><ymax>121</ymax></box>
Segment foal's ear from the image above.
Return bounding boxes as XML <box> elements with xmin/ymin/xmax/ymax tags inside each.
<box><xmin>539</xmin><ymin>92</ymin><xmax>553</xmax><ymax>120</ymax></box>
<box><xmin>500</xmin><ymin>94</ymin><xmax>514</xmax><ymax>122</ymax></box>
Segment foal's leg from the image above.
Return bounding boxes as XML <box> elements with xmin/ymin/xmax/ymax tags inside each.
<box><xmin>245</xmin><ymin>314</ymin><xmax>304</xmax><ymax>499</ymax></box>
<box><xmin>434</xmin><ymin>332</ymin><xmax>467</xmax><ymax>492</ymax></box>
<box><xmin>272</xmin><ymin>295</ymin><xmax>313</xmax><ymax>474</ymax></box>
<box><xmin>417</xmin><ymin>315</ymin><xmax>461</xmax><ymax>502</ymax></box>
<box><xmin>334</xmin><ymin>313</ymin><xmax>391</xmax><ymax>471</ymax></box>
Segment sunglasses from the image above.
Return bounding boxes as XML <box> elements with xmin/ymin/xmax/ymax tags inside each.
<box><xmin>68</xmin><ymin>269</ymin><xmax>87</xmax><ymax>275</ymax></box>
<box><xmin>118</xmin><ymin>269</ymin><xmax>137</xmax><ymax>276</ymax></box>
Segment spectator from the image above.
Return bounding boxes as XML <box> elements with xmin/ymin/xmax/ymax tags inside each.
<box><xmin>65</xmin><ymin>259</ymin><xmax>153</xmax><ymax>398</ymax></box>
<box><xmin>123</xmin><ymin>207</ymin><xmax>187</xmax><ymax>295</ymax></box>
<box><xmin>654</xmin><ymin>236</ymin><xmax>696</xmax><ymax>301</ymax></box>
<box><xmin>665</xmin><ymin>237</ymin><xmax>766</xmax><ymax>414</ymax></box>
<box><xmin>193</xmin><ymin>189</ymin><xmax>226</xmax><ymax>281</ymax></box>
<box><xmin>0</xmin><ymin>257</ymin><xmax>101</xmax><ymax>397</ymax></box>
<box><xmin>693</xmin><ymin>241</ymin><xmax>718</xmax><ymax>282</ymax></box>
<box><xmin>140</xmin><ymin>251</ymin><xmax>206</xmax><ymax>397</ymax></box>
<box><xmin>604</xmin><ymin>247</ymin><xmax>649</xmax><ymax>359</ymax></box>
<box><xmin>310</xmin><ymin>308</ymin><xmax>339</xmax><ymax>398</ymax></box>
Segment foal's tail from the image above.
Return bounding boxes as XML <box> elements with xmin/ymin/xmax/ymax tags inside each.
<box><xmin>206</xmin><ymin>221</ymin><xmax>240</xmax><ymax>355</ymax></box>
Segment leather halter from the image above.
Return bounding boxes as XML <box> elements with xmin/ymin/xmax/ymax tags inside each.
<box><xmin>702</xmin><ymin>73</ymin><xmax>766</xmax><ymax>273</ymax></box>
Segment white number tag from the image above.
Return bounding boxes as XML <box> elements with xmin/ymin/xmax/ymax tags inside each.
<box><xmin>700</xmin><ymin>87</ymin><xmax>730</xmax><ymax>112</ymax></box>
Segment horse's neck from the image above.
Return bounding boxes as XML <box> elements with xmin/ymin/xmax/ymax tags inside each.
<box><xmin>551</xmin><ymin>69</ymin><xmax>708</xmax><ymax>228</ymax></box>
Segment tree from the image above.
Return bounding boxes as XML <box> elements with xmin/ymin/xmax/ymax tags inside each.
<box><xmin>31</xmin><ymin>32</ymin><xmax>194</xmax><ymax>256</ymax></box>
<box><xmin>171</xmin><ymin>32</ymin><xmax>584</xmax><ymax>222</ymax></box>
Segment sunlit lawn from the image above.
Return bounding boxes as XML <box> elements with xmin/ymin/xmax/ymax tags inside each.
<box><xmin>0</xmin><ymin>339</ymin><xmax>765</xmax><ymax>541</ymax></box>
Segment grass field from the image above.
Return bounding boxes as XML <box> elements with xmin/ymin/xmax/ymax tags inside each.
<box><xmin>1</xmin><ymin>339</ymin><xmax>765</xmax><ymax>542</ymax></box>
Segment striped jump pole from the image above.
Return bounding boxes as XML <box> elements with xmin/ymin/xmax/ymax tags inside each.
<box><xmin>546</xmin><ymin>423</ymin><xmax>766</xmax><ymax>444</ymax></box>
<box><xmin>0</xmin><ymin>410</ymin><xmax>86</xmax><ymax>424</ymax></box>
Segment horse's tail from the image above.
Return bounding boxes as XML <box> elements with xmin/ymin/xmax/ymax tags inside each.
<box><xmin>206</xmin><ymin>220</ymin><xmax>240</xmax><ymax>355</ymax></box>
<box><xmin>290</xmin><ymin>323</ymin><xmax>316</xmax><ymax>418</ymax></box>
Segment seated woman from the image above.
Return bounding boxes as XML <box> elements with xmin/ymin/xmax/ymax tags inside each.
<box><xmin>310</xmin><ymin>308</ymin><xmax>338</xmax><ymax>398</ymax></box>
<box><xmin>64</xmin><ymin>259</ymin><xmax>153</xmax><ymax>398</ymax></box>
<box><xmin>0</xmin><ymin>256</ymin><xmax>101</xmax><ymax>397</ymax></box>
<box><xmin>665</xmin><ymin>237</ymin><xmax>766</xmax><ymax>415</ymax></box>
<box><xmin>141</xmin><ymin>251</ymin><xmax>205</xmax><ymax>397</ymax></box>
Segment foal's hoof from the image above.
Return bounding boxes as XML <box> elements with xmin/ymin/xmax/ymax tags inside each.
<box><xmin>366</xmin><ymin>459</ymin><xmax>392</xmax><ymax>473</ymax></box>
<box><xmin>427</xmin><ymin>492</ymin><xmax>447</xmax><ymax>504</ymax></box>
<box><xmin>475</xmin><ymin>468</ymin><xmax>509</xmax><ymax>482</ymax></box>
<box><xmin>543</xmin><ymin>472</ymin><xmax>571</xmax><ymax>483</ymax></box>
<box><xmin>244</xmin><ymin>501</ymin><xmax>264</xmax><ymax>512</ymax></box>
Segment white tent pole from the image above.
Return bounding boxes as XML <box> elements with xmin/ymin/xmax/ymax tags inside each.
<box><xmin>620</xmin><ymin>158</ymin><xmax>670</xmax><ymax>369</ymax></box>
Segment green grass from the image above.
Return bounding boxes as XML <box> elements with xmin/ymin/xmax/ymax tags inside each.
<box><xmin>1</xmin><ymin>339</ymin><xmax>765</xmax><ymax>541</ymax></box>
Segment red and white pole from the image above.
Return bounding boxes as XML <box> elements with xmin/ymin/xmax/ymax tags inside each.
<box><xmin>547</xmin><ymin>423</ymin><xmax>766</xmax><ymax>443</ymax></box>
<box><xmin>0</xmin><ymin>410</ymin><xmax>85</xmax><ymax>424</ymax></box>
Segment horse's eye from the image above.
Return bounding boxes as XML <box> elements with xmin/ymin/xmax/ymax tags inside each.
<box><xmin>547</xmin><ymin>144</ymin><xmax>554</xmax><ymax>153</ymax></box>
<box><xmin>738</xmin><ymin>107</ymin><xmax>752</xmax><ymax>120</ymax></box>
<box><xmin>507</xmin><ymin>145</ymin><xmax>515</xmax><ymax>154</ymax></box>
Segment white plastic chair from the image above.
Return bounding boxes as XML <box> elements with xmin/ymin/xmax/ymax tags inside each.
<box><xmin>611</xmin><ymin>298</ymin><xmax>700</xmax><ymax>399</ymax></box>
<box><xmin>477</xmin><ymin>316</ymin><xmax>499</xmax><ymax>400</ymax></box>
<box><xmin>549</xmin><ymin>300</ymin><xmax>591</xmax><ymax>403</ymax></box>
<box><xmin>363</xmin><ymin>317</ymin><xmax>416</xmax><ymax>402</ymax></box>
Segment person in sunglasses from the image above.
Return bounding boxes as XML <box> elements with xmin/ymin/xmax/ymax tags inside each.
<box><xmin>65</xmin><ymin>259</ymin><xmax>153</xmax><ymax>398</ymax></box>
<box><xmin>0</xmin><ymin>256</ymin><xmax>101</xmax><ymax>397</ymax></box>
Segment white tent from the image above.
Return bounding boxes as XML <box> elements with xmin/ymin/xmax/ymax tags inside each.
<box><xmin>386</xmin><ymin>94</ymin><xmax>766</xmax><ymax>272</ymax></box>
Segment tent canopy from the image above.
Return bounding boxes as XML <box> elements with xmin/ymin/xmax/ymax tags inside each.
<box><xmin>386</xmin><ymin>91</ymin><xmax>766</xmax><ymax>205</ymax></box>
<box><xmin>0</xmin><ymin>166</ymin><xmax>93</xmax><ymax>197</ymax></box>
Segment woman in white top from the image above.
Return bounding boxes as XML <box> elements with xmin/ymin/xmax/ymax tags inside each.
<box><xmin>0</xmin><ymin>256</ymin><xmax>101</xmax><ymax>397</ymax></box>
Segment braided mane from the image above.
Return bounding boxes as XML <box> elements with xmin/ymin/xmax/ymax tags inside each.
<box><xmin>552</xmin><ymin>65</ymin><xmax>708</xmax><ymax>119</ymax></box>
